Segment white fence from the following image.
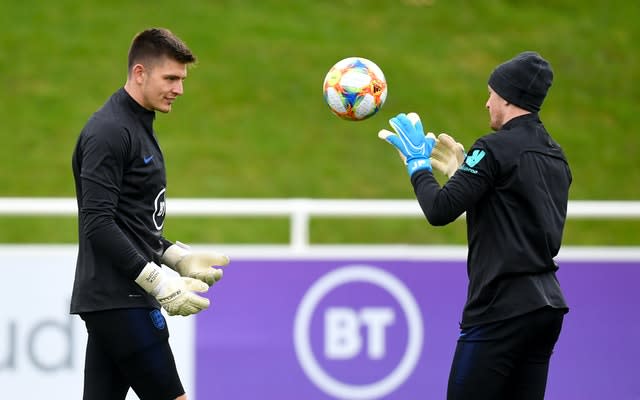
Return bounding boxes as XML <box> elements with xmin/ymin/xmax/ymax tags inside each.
<box><xmin>0</xmin><ymin>198</ymin><xmax>639</xmax><ymax>252</ymax></box>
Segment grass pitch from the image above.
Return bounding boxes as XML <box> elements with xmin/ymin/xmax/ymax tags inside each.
<box><xmin>1</xmin><ymin>0</ymin><xmax>638</xmax><ymax>244</ymax></box>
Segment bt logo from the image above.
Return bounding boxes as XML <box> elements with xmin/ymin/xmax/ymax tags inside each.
<box><xmin>153</xmin><ymin>188</ymin><xmax>166</xmax><ymax>230</ymax></box>
<box><xmin>294</xmin><ymin>265</ymin><xmax>423</xmax><ymax>399</ymax></box>
<box><xmin>325</xmin><ymin>307</ymin><xmax>395</xmax><ymax>360</ymax></box>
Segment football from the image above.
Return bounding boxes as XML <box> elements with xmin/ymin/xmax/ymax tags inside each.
<box><xmin>323</xmin><ymin>57</ymin><xmax>387</xmax><ymax>121</ymax></box>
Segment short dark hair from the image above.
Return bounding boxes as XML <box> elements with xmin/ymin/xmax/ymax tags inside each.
<box><xmin>127</xmin><ymin>28</ymin><xmax>196</xmax><ymax>72</ymax></box>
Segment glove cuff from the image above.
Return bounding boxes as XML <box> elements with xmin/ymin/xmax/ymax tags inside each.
<box><xmin>135</xmin><ymin>262</ymin><xmax>167</xmax><ymax>296</ymax></box>
<box><xmin>162</xmin><ymin>242</ymin><xmax>191</xmax><ymax>269</ymax></box>
<box><xmin>407</xmin><ymin>157</ymin><xmax>432</xmax><ymax>176</ymax></box>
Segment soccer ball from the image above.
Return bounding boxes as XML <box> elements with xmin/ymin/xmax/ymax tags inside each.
<box><xmin>323</xmin><ymin>57</ymin><xmax>387</xmax><ymax>121</ymax></box>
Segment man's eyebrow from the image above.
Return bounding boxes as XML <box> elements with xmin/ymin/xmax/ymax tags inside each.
<box><xmin>163</xmin><ymin>73</ymin><xmax>187</xmax><ymax>79</ymax></box>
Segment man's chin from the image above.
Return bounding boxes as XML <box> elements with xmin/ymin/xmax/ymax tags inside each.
<box><xmin>156</xmin><ymin>105</ymin><xmax>172</xmax><ymax>114</ymax></box>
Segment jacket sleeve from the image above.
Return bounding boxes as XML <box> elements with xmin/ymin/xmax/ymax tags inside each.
<box><xmin>78</xmin><ymin>123</ymin><xmax>148</xmax><ymax>279</ymax></box>
<box><xmin>160</xmin><ymin>237</ymin><xmax>174</xmax><ymax>253</ymax></box>
<box><xmin>410</xmin><ymin>142</ymin><xmax>495</xmax><ymax>226</ymax></box>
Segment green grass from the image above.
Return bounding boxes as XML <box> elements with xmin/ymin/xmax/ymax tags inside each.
<box><xmin>0</xmin><ymin>0</ymin><xmax>638</xmax><ymax>244</ymax></box>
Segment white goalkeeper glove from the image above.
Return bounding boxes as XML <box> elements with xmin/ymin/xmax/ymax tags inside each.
<box><xmin>430</xmin><ymin>133</ymin><xmax>465</xmax><ymax>178</ymax></box>
<box><xmin>162</xmin><ymin>241</ymin><xmax>230</xmax><ymax>286</ymax></box>
<box><xmin>135</xmin><ymin>262</ymin><xmax>210</xmax><ymax>316</ymax></box>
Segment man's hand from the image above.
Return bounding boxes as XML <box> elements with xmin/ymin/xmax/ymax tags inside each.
<box><xmin>378</xmin><ymin>112</ymin><xmax>436</xmax><ymax>176</ymax></box>
<box><xmin>431</xmin><ymin>133</ymin><xmax>465</xmax><ymax>178</ymax></box>
<box><xmin>135</xmin><ymin>262</ymin><xmax>210</xmax><ymax>316</ymax></box>
<box><xmin>162</xmin><ymin>241</ymin><xmax>230</xmax><ymax>286</ymax></box>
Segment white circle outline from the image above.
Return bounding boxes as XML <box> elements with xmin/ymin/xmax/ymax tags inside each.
<box><xmin>293</xmin><ymin>265</ymin><xmax>424</xmax><ymax>399</ymax></box>
<box><xmin>153</xmin><ymin>188</ymin><xmax>166</xmax><ymax>230</ymax></box>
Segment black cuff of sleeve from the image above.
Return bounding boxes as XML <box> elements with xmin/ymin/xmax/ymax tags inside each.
<box><xmin>131</xmin><ymin>257</ymin><xmax>149</xmax><ymax>279</ymax></box>
<box><xmin>410</xmin><ymin>169</ymin><xmax>433</xmax><ymax>186</ymax></box>
<box><xmin>160</xmin><ymin>237</ymin><xmax>174</xmax><ymax>253</ymax></box>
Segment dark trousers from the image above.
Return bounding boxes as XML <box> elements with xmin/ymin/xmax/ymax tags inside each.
<box><xmin>447</xmin><ymin>306</ymin><xmax>565</xmax><ymax>400</ymax></box>
<box><xmin>81</xmin><ymin>308</ymin><xmax>185</xmax><ymax>400</ymax></box>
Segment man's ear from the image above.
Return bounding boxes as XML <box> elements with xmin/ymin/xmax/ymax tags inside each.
<box><xmin>131</xmin><ymin>63</ymin><xmax>146</xmax><ymax>84</ymax></box>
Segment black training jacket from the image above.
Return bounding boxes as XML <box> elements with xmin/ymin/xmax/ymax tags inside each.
<box><xmin>71</xmin><ymin>88</ymin><xmax>172</xmax><ymax>314</ymax></box>
<box><xmin>412</xmin><ymin>113</ymin><xmax>571</xmax><ymax>328</ymax></box>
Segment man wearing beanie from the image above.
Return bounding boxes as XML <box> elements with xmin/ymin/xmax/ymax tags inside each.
<box><xmin>488</xmin><ymin>51</ymin><xmax>553</xmax><ymax>113</ymax></box>
<box><xmin>378</xmin><ymin>51</ymin><xmax>571</xmax><ymax>399</ymax></box>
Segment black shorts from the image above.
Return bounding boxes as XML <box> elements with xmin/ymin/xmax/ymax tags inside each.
<box><xmin>80</xmin><ymin>308</ymin><xmax>185</xmax><ymax>400</ymax></box>
<box><xmin>447</xmin><ymin>306</ymin><xmax>565</xmax><ymax>400</ymax></box>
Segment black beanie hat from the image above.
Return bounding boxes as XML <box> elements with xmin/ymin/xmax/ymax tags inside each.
<box><xmin>488</xmin><ymin>51</ymin><xmax>553</xmax><ymax>112</ymax></box>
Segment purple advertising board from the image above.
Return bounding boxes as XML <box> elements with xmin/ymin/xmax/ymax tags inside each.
<box><xmin>196</xmin><ymin>258</ymin><xmax>640</xmax><ymax>399</ymax></box>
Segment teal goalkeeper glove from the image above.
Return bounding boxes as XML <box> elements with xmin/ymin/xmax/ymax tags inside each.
<box><xmin>162</xmin><ymin>241</ymin><xmax>230</xmax><ymax>286</ymax></box>
<box><xmin>135</xmin><ymin>262</ymin><xmax>210</xmax><ymax>316</ymax></box>
<box><xmin>378</xmin><ymin>112</ymin><xmax>436</xmax><ymax>176</ymax></box>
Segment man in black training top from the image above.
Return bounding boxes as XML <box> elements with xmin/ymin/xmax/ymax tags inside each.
<box><xmin>71</xmin><ymin>28</ymin><xmax>229</xmax><ymax>400</ymax></box>
<box><xmin>378</xmin><ymin>51</ymin><xmax>570</xmax><ymax>399</ymax></box>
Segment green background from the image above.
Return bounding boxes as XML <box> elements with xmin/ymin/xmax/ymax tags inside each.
<box><xmin>1</xmin><ymin>0</ymin><xmax>638</xmax><ymax>245</ymax></box>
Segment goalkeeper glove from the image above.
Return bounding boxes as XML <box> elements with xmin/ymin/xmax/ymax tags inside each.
<box><xmin>430</xmin><ymin>133</ymin><xmax>466</xmax><ymax>178</ymax></box>
<box><xmin>378</xmin><ymin>112</ymin><xmax>436</xmax><ymax>176</ymax></box>
<box><xmin>135</xmin><ymin>262</ymin><xmax>210</xmax><ymax>316</ymax></box>
<box><xmin>162</xmin><ymin>241</ymin><xmax>229</xmax><ymax>286</ymax></box>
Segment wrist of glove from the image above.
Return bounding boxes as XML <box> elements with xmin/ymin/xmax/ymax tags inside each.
<box><xmin>406</xmin><ymin>157</ymin><xmax>432</xmax><ymax>176</ymax></box>
<box><xmin>431</xmin><ymin>133</ymin><xmax>465</xmax><ymax>178</ymax></box>
<box><xmin>135</xmin><ymin>262</ymin><xmax>210</xmax><ymax>316</ymax></box>
<box><xmin>162</xmin><ymin>241</ymin><xmax>230</xmax><ymax>286</ymax></box>
<box><xmin>378</xmin><ymin>112</ymin><xmax>436</xmax><ymax>176</ymax></box>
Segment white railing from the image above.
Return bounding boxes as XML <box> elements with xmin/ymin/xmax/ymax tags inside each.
<box><xmin>0</xmin><ymin>197</ymin><xmax>638</xmax><ymax>252</ymax></box>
